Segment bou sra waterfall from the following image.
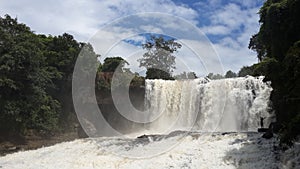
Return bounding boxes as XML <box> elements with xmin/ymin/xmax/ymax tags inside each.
<box><xmin>144</xmin><ymin>76</ymin><xmax>274</xmax><ymax>134</ymax></box>
<box><xmin>2</xmin><ymin>76</ymin><xmax>299</xmax><ymax>169</ymax></box>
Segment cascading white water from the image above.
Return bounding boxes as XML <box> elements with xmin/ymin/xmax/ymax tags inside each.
<box><xmin>145</xmin><ymin>76</ymin><xmax>274</xmax><ymax>133</ymax></box>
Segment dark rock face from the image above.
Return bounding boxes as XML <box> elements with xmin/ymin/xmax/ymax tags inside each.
<box><xmin>260</xmin><ymin>121</ymin><xmax>284</xmax><ymax>139</ymax></box>
<box><xmin>269</xmin><ymin>122</ymin><xmax>282</xmax><ymax>133</ymax></box>
<box><xmin>262</xmin><ymin>130</ymin><xmax>273</xmax><ymax>139</ymax></box>
<box><xmin>137</xmin><ymin>134</ymin><xmax>148</xmax><ymax>139</ymax></box>
<box><xmin>261</xmin><ymin>122</ymin><xmax>278</xmax><ymax>139</ymax></box>
<box><xmin>258</xmin><ymin>128</ymin><xmax>269</xmax><ymax>132</ymax></box>
<box><xmin>258</xmin><ymin>122</ymin><xmax>282</xmax><ymax>139</ymax></box>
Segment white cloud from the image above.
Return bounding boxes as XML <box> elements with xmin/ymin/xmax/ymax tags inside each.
<box><xmin>233</xmin><ymin>0</ymin><xmax>262</xmax><ymax>8</ymax></box>
<box><xmin>195</xmin><ymin>1</ymin><xmax>261</xmax><ymax>73</ymax></box>
<box><xmin>214</xmin><ymin>43</ymin><xmax>258</xmax><ymax>73</ymax></box>
<box><xmin>211</xmin><ymin>3</ymin><xmax>244</xmax><ymax>29</ymax></box>
<box><xmin>174</xmin><ymin>42</ymin><xmax>207</xmax><ymax>77</ymax></box>
<box><xmin>199</xmin><ymin>2</ymin><xmax>260</xmax><ymax>37</ymax></box>
<box><xmin>0</xmin><ymin>0</ymin><xmax>198</xmax><ymax>42</ymax></box>
<box><xmin>104</xmin><ymin>41</ymin><xmax>143</xmax><ymax>73</ymax></box>
<box><xmin>173</xmin><ymin>39</ymin><xmax>225</xmax><ymax>76</ymax></box>
<box><xmin>200</xmin><ymin>25</ymin><xmax>230</xmax><ymax>35</ymax></box>
<box><xmin>0</xmin><ymin>0</ymin><xmax>111</xmax><ymax>40</ymax></box>
<box><xmin>139</xmin><ymin>25</ymin><xmax>163</xmax><ymax>34</ymax></box>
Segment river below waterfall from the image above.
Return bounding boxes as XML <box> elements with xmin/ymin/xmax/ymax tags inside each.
<box><xmin>0</xmin><ymin>132</ymin><xmax>299</xmax><ymax>169</ymax></box>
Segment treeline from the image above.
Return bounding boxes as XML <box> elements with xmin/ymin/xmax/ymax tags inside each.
<box><xmin>247</xmin><ymin>0</ymin><xmax>300</xmax><ymax>145</ymax></box>
<box><xmin>204</xmin><ymin>70</ymin><xmax>252</xmax><ymax>80</ymax></box>
<box><xmin>0</xmin><ymin>15</ymin><xmax>99</xmax><ymax>136</ymax></box>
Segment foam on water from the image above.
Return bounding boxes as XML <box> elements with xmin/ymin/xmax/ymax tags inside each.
<box><xmin>1</xmin><ymin>132</ymin><xmax>299</xmax><ymax>169</ymax></box>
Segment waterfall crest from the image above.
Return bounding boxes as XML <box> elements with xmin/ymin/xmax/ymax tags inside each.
<box><xmin>144</xmin><ymin>76</ymin><xmax>274</xmax><ymax>133</ymax></box>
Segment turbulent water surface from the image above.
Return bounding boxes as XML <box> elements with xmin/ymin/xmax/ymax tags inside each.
<box><xmin>0</xmin><ymin>132</ymin><xmax>299</xmax><ymax>169</ymax></box>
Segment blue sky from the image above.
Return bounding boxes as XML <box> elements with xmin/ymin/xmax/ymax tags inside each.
<box><xmin>0</xmin><ymin>0</ymin><xmax>263</xmax><ymax>76</ymax></box>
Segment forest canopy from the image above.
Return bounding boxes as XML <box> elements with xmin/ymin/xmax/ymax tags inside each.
<box><xmin>0</xmin><ymin>15</ymin><xmax>98</xmax><ymax>135</ymax></box>
<box><xmin>248</xmin><ymin>0</ymin><xmax>300</xmax><ymax>144</ymax></box>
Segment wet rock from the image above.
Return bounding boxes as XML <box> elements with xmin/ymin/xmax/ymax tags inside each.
<box><xmin>258</xmin><ymin>128</ymin><xmax>269</xmax><ymax>132</ymax></box>
<box><xmin>137</xmin><ymin>134</ymin><xmax>148</xmax><ymax>139</ymax></box>
<box><xmin>166</xmin><ymin>130</ymin><xmax>188</xmax><ymax>138</ymax></box>
<box><xmin>269</xmin><ymin>122</ymin><xmax>282</xmax><ymax>133</ymax></box>
<box><xmin>221</xmin><ymin>132</ymin><xmax>235</xmax><ymax>136</ymax></box>
<box><xmin>262</xmin><ymin>130</ymin><xmax>273</xmax><ymax>139</ymax></box>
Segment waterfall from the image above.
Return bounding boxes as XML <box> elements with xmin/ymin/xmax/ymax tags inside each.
<box><xmin>144</xmin><ymin>76</ymin><xmax>274</xmax><ymax>133</ymax></box>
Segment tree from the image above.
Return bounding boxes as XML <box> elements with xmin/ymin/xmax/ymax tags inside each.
<box><xmin>249</xmin><ymin>0</ymin><xmax>300</xmax><ymax>61</ymax></box>
<box><xmin>138</xmin><ymin>35</ymin><xmax>182</xmax><ymax>79</ymax></box>
<box><xmin>225</xmin><ymin>70</ymin><xmax>237</xmax><ymax>78</ymax></box>
<box><xmin>96</xmin><ymin>57</ymin><xmax>137</xmax><ymax>90</ymax></box>
<box><xmin>145</xmin><ymin>68</ymin><xmax>174</xmax><ymax>80</ymax></box>
<box><xmin>238</xmin><ymin>66</ymin><xmax>255</xmax><ymax>77</ymax></box>
<box><xmin>207</xmin><ymin>73</ymin><xmax>224</xmax><ymax>80</ymax></box>
<box><xmin>174</xmin><ymin>71</ymin><xmax>197</xmax><ymax>79</ymax></box>
<box><xmin>0</xmin><ymin>14</ymin><xmax>103</xmax><ymax>138</ymax></box>
<box><xmin>249</xmin><ymin>34</ymin><xmax>267</xmax><ymax>61</ymax></box>
<box><xmin>43</xmin><ymin>33</ymin><xmax>81</xmax><ymax>127</ymax></box>
<box><xmin>102</xmin><ymin>57</ymin><xmax>128</xmax><ymax>72</ymax></box>
<box><xmin>249</xmin><ymin>0</ymin><xmax>300</xmax><ymax>144</ymax></box>
<box><xmin>0</xmin><ymin>15</ymin><xmax>60</xmax><ymax>134</ymax></box>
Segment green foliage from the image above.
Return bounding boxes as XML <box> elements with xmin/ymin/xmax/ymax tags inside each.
<box><xmin>96</xmin><ymin>57</ymin><xmax>128</xmax><ymax>90</ymax></box>
<box><xmin>96</xmin><ymin>74</ymin><xmax>110</xmax><ymax>91</ymax></box>
<box><xmin>138</xmin><ymin>35</ymin><xmax>181</xmax><ymax>79</ymax></box>
<box><xmin>145</xmin><ymin>68</ymin><xmax>174</xmax><ymax>80</ymax></box>
<box><xmin>249</xmin><ymin>0</ymin><xmax>300</xmax><ymax>144</ymax></box>
<box><xmin>102</xmin><ymin>57</ymin><xmax>128</xmax><ymax>72</ymax></box>
<box><xmin>207</xmin><ymin>73</ymin><xmax>224</xmax><ymax>80</ymax></box>
<box><xmin>77</xmin><ymin>43</ymin><xmax>99</xmax><ymax>75</ymax></box>
<box><xmin>238</xmin><ymin>66</ymin><xmax>255</xmax><ymax>77</ymax></box>
<box><xmin>0</xmin><ymin>15</ymin><xmax>61</xmax><ymax>134</ymax></box>
<box><xmin>130</xmin><ymin>75</ymin><xmax>145</xmax><ymax>87</ymax></box>
<box><xmin>249</xmin><ymin>34</ymin><xmax>267</xmax><ymax>61</ymax></box>
<box><xmin>250</xmin><ymin>0</ymin><xmax>300</xmax><ymax>61</ymax></box>
<box><xmin>224</xmin><ymin>70</ymin><xmax>237</xmax><ymax>78</ymax></box>
<box><xmin>238</xmin><ymin>58</ymin><xmax>280</xmax><ymax>78</ymax></box>
<box><xmin>174</xmin><ymin>71</ymin><xmax>197</xmax><ymax>80</ymax></box>
<box><xmin>96</xmin><ymin>56</ymin><xmax>145</xmax><ymax>92</ymax></box>
<box><xmin>253</xmin><ymin>58</ymin><xmax>280</xmax><ymax>78</ymax></box>
<box><xmin>0</xmin><ymin>15</ymin><xmax>101</xmax><ymax>136</ymax></box>
<box><xmin>280</xmin><ymin>113</ymin><xmax>300</xmax><ymax>145</ymax></box>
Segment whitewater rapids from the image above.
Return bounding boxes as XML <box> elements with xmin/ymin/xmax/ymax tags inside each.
<box><xmin>0</xmin><ymin>132</ymin><xmax>299</xmax><ymax>169</ymax></box>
